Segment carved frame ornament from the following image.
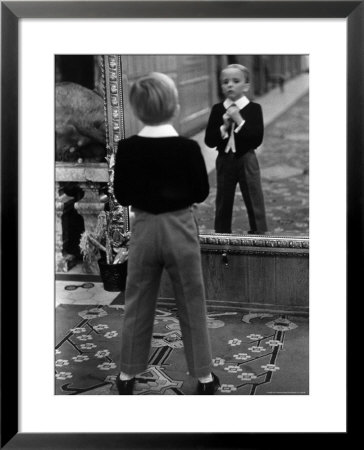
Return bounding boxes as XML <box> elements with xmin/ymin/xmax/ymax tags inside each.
<box><xmin>101</xmin><ymin>55</ymin><xmax>309</xmax><ymax>257</ymax></box>
<box><xmin>100</xmin><ymin>55</ymin><xmax>130</xmax><ymax>247</ymax></box>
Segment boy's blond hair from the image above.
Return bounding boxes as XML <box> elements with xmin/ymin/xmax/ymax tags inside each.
<box><xmin>221</xmin><ymin>64</ymin><xmax>250</xmax><ymax>83</ymax></box>
<box><xmin>129</xmin><ymin>72</ymin><xmax>179</xmax><ymax>125</ymax></box>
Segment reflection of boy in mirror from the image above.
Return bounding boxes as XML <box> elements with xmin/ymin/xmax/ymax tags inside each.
<box><xmin>113</xmin><ymin>72</ymin><xmax>220</xmax><ymax>395</ymax></box>
<box><xmin>205</xmin><ymin>64</ymin><xmax>268</xmax><ymax>234</ymax></box>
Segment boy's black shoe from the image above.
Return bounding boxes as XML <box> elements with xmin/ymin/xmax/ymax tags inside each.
<box><xmin>197</xmin><ymin>372</ymin><xmax>220</xmax><ymax>395</ymax></box>
<box><xmin>116</xmin><ymin>376</ymin><xmax>135</xmax><ymax>395</ymax></box>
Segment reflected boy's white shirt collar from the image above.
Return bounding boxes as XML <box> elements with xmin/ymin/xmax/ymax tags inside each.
<box><xmin>138</xmin><ymin>124</ymin><xmax>179</xmax><ymax>137</ymax></box>
<box><xmin>223</xmin><ymin>95</ymin><xmax>250</xmax><ymax>110</ymax></box>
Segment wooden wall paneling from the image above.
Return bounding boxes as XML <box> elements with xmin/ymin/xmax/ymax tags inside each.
<box><xmin>140</xmin><ymin>55</ymin><xmax>147</xmax><ymax>77</ymax></box>
<box><xmin>158</xmin><ymin>249</ymin><xmax>308</xmax><ymax>315</ymax></box>
<box><xmin>246</xmin><ymin>254</ymin><xmax>276</xmax><ymax>307</ymax></box>
<box><xmin>208</xmin><ymin>56</ymin><xmax>219</xmax><ymax>105</ymax></box>
<box><xmin>201</xmin><ymin>252</ymin><xmax>251</xmax><ymax>303</ymax></box>
<box><xmin>178</xmin><ymin>80</ymin><xmax>210</xmax><ymax>135</ymax></box>
<box><xmin>274</xmin><ymin>255</ymin><xmax>309</xmax><ymax>308</ymax></box>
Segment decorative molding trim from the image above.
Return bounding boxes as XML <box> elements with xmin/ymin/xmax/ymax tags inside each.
<box><xmin>102</xmin><ymin>55</ymin><xmax>125</xmax><ymax>150</ymax></box>
<box><xmin>200</xmin><ymin>233</ymin><xmax>309</xmax><ymax>256</ymax></box>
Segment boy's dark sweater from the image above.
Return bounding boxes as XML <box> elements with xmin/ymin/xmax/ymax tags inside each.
<box><xmin>114</xmin><ymin>136</ymin><xmax>209</xmax><ymax>214</ymax></box>
<box><xmin>204</xmin><ymin>101</ymin><xmax>264</xmax><ymax>156</ymax></box>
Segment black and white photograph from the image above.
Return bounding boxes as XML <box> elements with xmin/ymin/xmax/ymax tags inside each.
<box><xmin>55</xmin><ymin>54</ymin><xmax>309</xmax><ymax>396</ymax></box>
<box><xmin>1</xmin><ymin>0</ymin><xmax>354</xmax><ymax>444</ymax></box>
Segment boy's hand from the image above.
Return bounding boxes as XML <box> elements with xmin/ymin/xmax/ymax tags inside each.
<box><xmin>227</xmin><ymin>105</ymin><xmax>243</xmax><ymax>126</ymax></box>
<box><xmin>222</xmin><ymin>112</ymin><xmax>231</xmax><ymax>129</ymax></box>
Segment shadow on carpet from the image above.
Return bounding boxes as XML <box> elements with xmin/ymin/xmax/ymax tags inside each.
<box><xmin>55</xmin><ymin>304</ymin><xmax>308</xmax><ymax>395</ymax></box>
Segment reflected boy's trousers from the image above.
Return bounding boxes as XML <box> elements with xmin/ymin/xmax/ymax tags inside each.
<box><xmin>214</xmin><ymin>150</ymin><xmax>268</xmax><ymax>234</ymax></box>
<box><xmin>119</xmin><ymin>207</ymin><xmax>213</xmax><ymax>378</ymax></box>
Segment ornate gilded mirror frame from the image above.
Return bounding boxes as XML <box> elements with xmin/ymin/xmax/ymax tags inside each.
<box><xmin>100</xmin><ymin>55</ymin><xmax>129</xmax><ymax>247</ymax></box>
<box><xmin>101</xmin><ymin>54</ymin><xmax>309</xmax><ymax>258</ymax></box>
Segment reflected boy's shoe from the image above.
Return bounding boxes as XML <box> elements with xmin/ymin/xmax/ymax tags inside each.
<box><xmin>248</xmin><ymin>230</ymin><xmax>266</xmax><ymax>235</ymax></box>
<box><xmin>116</xmin><ymin>375</ymin><xmax>135</xmax><ymax>395</ymax></box>
<box><xmin>197</xmin><ymin>372</ymin><xmax>220</xmax><ymax>395</ymax></box>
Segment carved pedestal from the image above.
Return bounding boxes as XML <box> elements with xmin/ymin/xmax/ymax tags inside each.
<box><xmin>74</xmin><ymin>182</ymin><xmax>105</xmax><ymax>233</ymax></box>
<box><xmin>55</xmin><ymin>162</ymin><xmax>109</xmax><ymax>274</ymax></box>
<box><xmin>74</xmin><ymin>182</ymin><xmax>106</xmax><ymax>274</ymax></box>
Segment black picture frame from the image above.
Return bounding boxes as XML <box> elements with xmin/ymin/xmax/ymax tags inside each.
<box><xmin>1</xmin><ymin>1</ymin><xmax>359</xmax><ymax>448</ymax></box>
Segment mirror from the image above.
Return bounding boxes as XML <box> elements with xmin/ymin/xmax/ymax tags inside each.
<box><xmin>101</xmin><ymin>55</ymin><xmax>309</xmax><ymax>244</ymax></box>
<box><xmin>55</xmin><ymin>54</ymin><xmax>308</xmax><ymax>278</ymax></box>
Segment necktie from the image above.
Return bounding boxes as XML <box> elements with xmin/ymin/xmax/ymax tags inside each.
<box><xmin>225</xmin><ymin>122</ymin><xmax>236</xmax><ymax>153</ymax></box>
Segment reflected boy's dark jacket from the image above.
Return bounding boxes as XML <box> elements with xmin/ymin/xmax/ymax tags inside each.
<box><xmin>204</xmin><ymin>101</ymin><xmax>264</xmax><ymax>156</ymax></box>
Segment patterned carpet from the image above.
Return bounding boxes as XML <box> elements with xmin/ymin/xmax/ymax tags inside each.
<box><xmin>55</xmin><ymin>303</ymin><xmax>308</xmax><ymax>395</ymax></box>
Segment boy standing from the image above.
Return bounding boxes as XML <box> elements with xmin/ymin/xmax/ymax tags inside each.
<box><xmin>205</xmin><ymin>64</ymin><xmax>268</xmax><ymax>234</ymax></box>
<box><xmin>113</xmin><ymin>72</ymin><xmax>220</xmax><ymax>395</ymax></box>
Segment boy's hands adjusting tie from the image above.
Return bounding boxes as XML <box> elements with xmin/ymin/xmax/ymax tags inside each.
<box><xmin>226</xmin><ymin>104</ymin><xmax>243</xmax><ymax>126</ymax></box>
<box><xmin>225</xmin><ymin>104</ymin><xmax>238</xmax><ymax>153</ymax></box>
<box><xmin>222</xmin><ymin>111</ymin><xmax>231</xmax><ymax>129</ymax></box>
